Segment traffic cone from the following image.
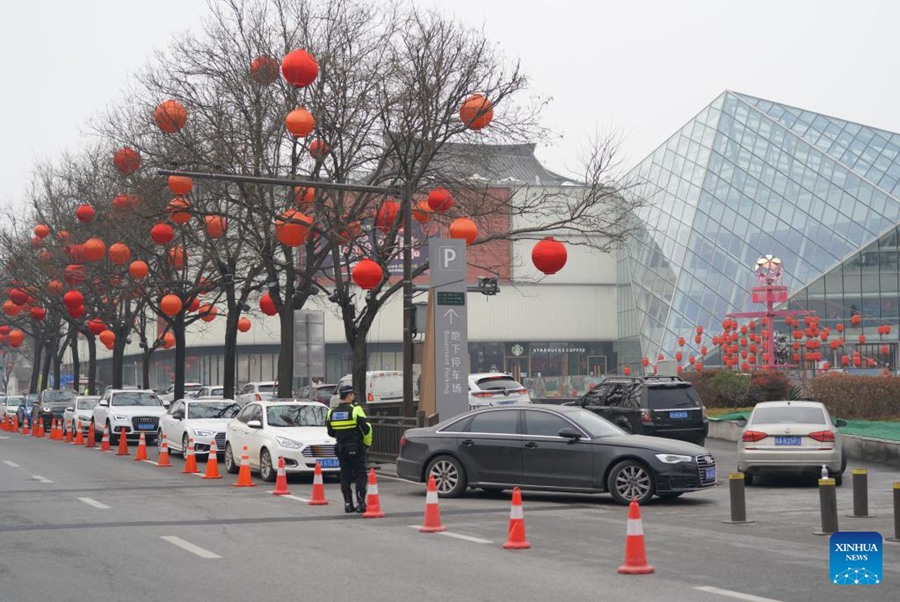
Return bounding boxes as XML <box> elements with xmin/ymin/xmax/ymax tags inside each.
<box><xmin>22</xmin><ymin>417</ymin><xmax>30</xmax><ymax>435</ymax></box>
<box><xmin>157</xmin><ymin>434</ymin><xmax>172</xmax><ymax>467</ymax></box>
<box><xmin>309</xmin><ymin>461</ymin><xmax>328</xmax><ymax>505</ymax></box>
<box><xmin>362</xmin><ymin>469</ymin><xmax>385</xmax><ymax>518</ymax></box>
<box><xmin>617</xmin><ymin>499</ymin><xmax>654</xmax><ymax>574</ymax></box>
<box><xmin>201</xmin><ymin>440</ymin><xmax>222</xmax><ymax>479</ymax></box>
<box><xmin>116</xmin><ymin>428</ymin><xmax>129</xmax><ymax>456</ymax></box>
<box><xmin>86</xmin><ymin>422</ymin><xmax>95</xmax><ymax>447</ymax></box>
<box><xmin>36</xmin><ymin>418</ymin><xmax>45</xmax><ymax>438</ymax></box>
<box><xmin>271</xmin><ymin>456</ymin><xmax>290</xmax><ymax>495</ymax></box>
<box><xmin>134</xmin><ymin>432</ymin><xmax>148</xmax><ymax>461</ymax></box>
<box><xmin>1</xmin><ymin>416</ymin><xmax>7</xmax><ymax>431</ymax></box>
<box><xmin>74</xmin><ymin>421</ymin><xmax>84</xmax><ymax>445</ymax></box>
<box><xmin>232</xmin><ymin>445</ymin><xmax>256</xmax><ymax>487</ymax></box>
<box><xmin>47</xmin><ymin>418</ymin><xmax>55</xmax><ymax>439</ymax></box>
<box><xmin>183</xmin><ymin>438</ymin><xmax>199</xmax><ymax>474</ymax></box>
<box><xmin>13</xmin><ymin>415</ymin><xmax>20</xmax><ymax>433</ymax></box>
<box><xmin>503</xmin><ymin>487</ymin><xmax>530</xmax><ymax>549</ymax></box>
<box><xmin>419</xmin><ymin>476</ymin><xmax>447</xmax><ymax>532</ymax></box>
<box><xmin>100</xmin><ymin>424</ymin><xmax>111</xmax><ymax>451</ymax></box>
<box><xmin>65</xmin><ymin>420</ymin><xmax>74</xmax><ymax>443</ymax></box>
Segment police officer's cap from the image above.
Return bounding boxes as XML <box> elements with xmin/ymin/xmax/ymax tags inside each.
<box><xmin>339</xmin><ymin>385</ymin><xmax>355</xmax><ymax>398</ymax></box>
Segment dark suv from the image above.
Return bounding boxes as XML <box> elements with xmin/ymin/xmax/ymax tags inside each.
<box><xmin>32</xmin><ymin>389</ymin><xmax>77</xmax><ymax>430</ymax></box>
<box><xmin>565</xmin><ymin>375</ymin><xmax>708</xmax><ymax>445</ymax></box>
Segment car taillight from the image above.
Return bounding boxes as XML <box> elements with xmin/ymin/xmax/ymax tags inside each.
<box><xmin>742</xmin><ymin>430</ymin><xmax>768</xmax><ymax>442</ymax></box>
<box><xmin>512</xmin><ymin>388</ymin><xmax>528</xmax><ymax>394</ymax></box>
<box><xmin>400</xmin><ymin>436</ymin><xmax>407</xmax><ymax>448</ymax></box>
<box><xmin>809</xmin><ymin>430</ymin><xmax>835</xmax><ymax>442</ymax></box>
<box><xmin>640</xmin><ymin>409</ymin><xmax>652</xmax><ymax>424</ymax></box>
<box><xmin>368</xmin><ymin>393</ymin><xmax>374</xmax><ymax>401</ymax></box>
<box><xmin>255</xmin><ymin>393</ymin><xmax>261</xmax><ymax>401</ymax></box>
<box><xmin>701</xmin><ymin>406</ymin><xmax>708</xmax><ymax>421</ymax></box>
<box><xmin>473</xmin><ymin>392</ymin><xmax>494</xmax><ymax>398</ymax></box>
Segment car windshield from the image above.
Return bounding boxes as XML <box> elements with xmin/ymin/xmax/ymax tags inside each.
<box><xmin>210</xmin><ymin>388</ymin><xmax>223</xmax><ymax>396</ymax></box>
<box><xmin>42</xmin><ymin>390</ymin><xmax>76</xmax><ymax>404</ymax></box>
<box><xmin>474</xmin><ymin>376</ymin><xmax>523</xmax><ymax>391</ymax></box>
<box><xmin>257</xmin><ymin>384</ymin><xmax>275</xmax><ymax>393</ymax></box>
<box><xmin>751</xmin><ymin>406</ymin><xmax>827</xmax><ymax>425</ymax></box>
<box><xmin>76</xmin><ymin>399</ymin><xmax>99</xmax><ymax>410</ymax></box>
<box><xmin>646</xmin><ymin>386</ymin><xmax>702</xmax><ymax>409</ymax></box>
<box><xmin>566</xmin><ymin>408</ymin><xmax>628</xmax><ymax>437</ymax></box>
<box><xmin>188</xmin><ymin>402</ymin><xmax>240</xmax><ymax>419</ymax></box>
<box><xmin>266</xmin><ymin>404</ymin><xmax>328</xmax><ymax>427</ymax></box>
<box><xmin>111</xmin><ymin>392</ymin><xmax>161</xmax><ymax>407</ymax></box>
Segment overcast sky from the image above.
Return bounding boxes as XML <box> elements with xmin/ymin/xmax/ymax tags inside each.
<box><xmin>2</xmin><ymin>0</ymin><xmax>899</xmax><ymax>210</ymax></box>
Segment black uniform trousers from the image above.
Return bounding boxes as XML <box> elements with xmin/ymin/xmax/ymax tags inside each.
<box><xmin>337</xmin><ymin>440</ymin><xmax>368</xmax><ymax>503</ymax></box>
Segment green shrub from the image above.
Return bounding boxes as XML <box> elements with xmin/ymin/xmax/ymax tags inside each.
<box><xmin>807</xmin><ymin>374</ymin><xmax>900</xmax><ymax>420</ymax></box>
<box><xmin>684</xmin><ymin>369</ymin><xmax>791</xmax><ymax>408</ymax></box>
<box><xmin>748</xmin><ymin>371</ymin><xmax>791</xmax><ymax>402</ymax></box>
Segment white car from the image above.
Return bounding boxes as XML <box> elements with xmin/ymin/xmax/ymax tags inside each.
<box><xmin>3</xmin><ymin>396</ymin><xmax>24</xmax><ymax>424</ymax></box>
<box><xmin>195</xmin><ymin>385</ymin><xmax>224</xmax><ymax>399</ymax></box>
<box><xmin>329</xmin><ymin>371</ymin><xmax>403</xmax><ymax>406</ymax></box>
<box><xmin>158</xmin><ymin>398</ymin><xmax>241</xmax><ymax>458</ymax></box>
<box><xmin>224</xmin><ymin>400</ymin><xmax>339</xmax><ymax>482</ymax></box>
<box><xmin>468</xmin><ymin>372</ymin><xmax>531</xmax><ymax>409</ymax></box>
<box><xmin>92</xmin><ymin>389</ymin><xmax>168</xmax><ymax>444</ymax></box>
<box><xmin>236</xmin><ymin>381</ymin><xmax>277</xmax><ymax>406</ymax></box>
<box><xmin>63</xmin><ymin>396</ymin><xmax>100</xmax><ymax>436</ymax></box>
<box><xmin>737</xmin><ymin>400</ymin><xmax>847</xmax><ymax>485</ymax></box>
<box><xmin>160</xmin><ymin>382</ymin><xmax>204</xmax><ymax>405</ymax></box>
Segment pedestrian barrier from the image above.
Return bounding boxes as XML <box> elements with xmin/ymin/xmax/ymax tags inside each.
<box><xmin>201</xmin><ymin>441</ymin><xmax>222</xmax><ymax>479</ymax></box>
<box><xmin>503</xmin><ymin>487</ymin><xmax>529</xmax><ymax>549</ymax></box>
<box><xmin>134</xmin><ymin>432</ymin><xmax>148</xmax><ymax>461</ymax></box>
<box><xmin>116</xmin><ymin>428</ymin><xmax>129</xmax><ymax>456</ymax></box>
<box><xmin>157</xmin><ymin>434</ymin><xmax>172</xmax><ymax>467</ymax></box>
<box><xmin>86</xmin><ymin>422</ymin><xmax>95</xmax><ymax>447</ymax></box>
<box><xmin>73</xmin><ymin>421</ymin><xmax>84</xmax><ymax>445</ymax></box>
<box><xmin>271</xmin><ymin>456</ymin><xmax>290</xmax><ymax>495</ymax></box>
<box><xmin>848</xmin><ymin>469</ymin><xmax>872</xmax><ymax>518</ymax></box>
<box><xmin>362</xmin><ymin>469</ymin><xmax>385</xmax><ymax>518</ymax></box>
<box><xmin>618</xmin><ymin>499</ymin><xmax>653</xmax><ymax>574</ymax></box>
<box><xmin>233</xmin><ymin>445</ymin><xmax>255</xmax><ymax>487</ymax></box>
<box><xmin>309</xmin><ymin>462</ymin><xmax>328</xmax><ymax>505</ymax></box>
<box><xmin>100</xmin><ymin>424</ymin><xmax>111</xmax><ymax>451</ymax></box>
<box><xmin>815</xmin><ymin>477</ymin><xmax>839</xmax><ymax>535</ymax></box>
<box><xmin>419</xmin><ymin>476</ymin><xmax>447</xmax><ymax>533</ymax></box>
<box><xmin>723</xmin><ymin>472</ymin><xmax>754</xmax><ymax>524</ymax></box>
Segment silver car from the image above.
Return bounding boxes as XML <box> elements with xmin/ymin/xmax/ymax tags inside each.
<box><xmin>737</xmin><ymin>400</ymin><xmax>847</xmax><ymax>485</ymax></box>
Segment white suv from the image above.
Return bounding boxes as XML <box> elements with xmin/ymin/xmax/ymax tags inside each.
<box><xmin>92</xmin><ymin>389</ymin><xmax>168</xmax><ymax>444</ymax></box>
<box><xmin>236</xmin><ymin>381</ymin><xmax>277</xmax><ymax>406</ymax></box>
<box><xmin>468</xmin><ymin>372</ymin><xmax>531</xmax><ymax>409</ymax></box>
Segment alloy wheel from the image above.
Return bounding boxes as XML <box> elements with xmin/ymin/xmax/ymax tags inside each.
<box><xmin>429</xmin><ymin>459</ymin><xmax>459</xmax><ymax>495</ymax></box>
<box><xmin>614</xmin><ymin>464</ymin><xmax>652</xmax><ymax>502</ymax></box>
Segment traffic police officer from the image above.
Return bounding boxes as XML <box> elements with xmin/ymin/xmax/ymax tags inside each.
<box><xmin>326</xmin><ymin>385</ymin><xmax>373</xmax><ymax>513</ymax></box>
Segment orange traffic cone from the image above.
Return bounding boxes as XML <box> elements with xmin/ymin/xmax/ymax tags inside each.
<box><xmin>134</xmin><ymin>432</ymin><xmax>148</xmax><ymax>461</ymax></box>
<box><xmin>617</xmin><ymin>499</ymin><xmax>654</xmax><ymax>574</ymax></box>
<box><xmin>503</xmin><ymin>487</ymin><xmax>530</xmax><ymax>549</ymax></box>
<box><xmin>22</xmin><ymin>417</ymin><xmax>30</xmax><ymax>435</ymax></box>
<box><xmin>100</xmin><ymin>424</ymin><xmax>111</xmax><ymax>451</ymax></box>
<box><xmin>36</xmin><ymin>418</ymin><xmax>45</xmax><ymax>438</ymax></box>
<box><xmin>1</xmin><ymin>416</ymin><xmax>7</xmax><ymax>431</ymax></box>
<box><xmin>419</xmin><ymin>476</ymin><xmax>447</xmax><ymax>532</ymax></box>
<box><xmin>86</xmin><ymin>422</ymin><xmax>95</xmax><ymax>447</ymax></box>
<box><xmin>74</xmin><ymin>421</ymin><xmax>84</xmax><ymax>445</ymax></box>
<box><xmin>309</xmin><ymin>462</ymin><xmax>328</xmax><ymax>505</ymax></box>
<box><xmin>49</xmin><ymin>418</ymin><xmax>57</xmax><ymax>439</ymax></box>
<box><xmin>362</xmin><ymin>469</ymin><xmax>385</xmax><ymax>518</ymax></box>
<box><xmin>271</xmin><ymin>456</ymin><xmax>290</xmax><ymax>495</ymax></box>
<box><xmin>183</xmin><ymin>438</ymin><xmax>199</xmax><ymax>473</ymax></box>
<box><xmin>116</xmin><ymin>428</ymin><xmax>129</xmax><ymax>456</ymax></box>
<box><xmin>65</xmin><ymin>420</ymin><xmax>74</xmax><ymax>443</ymax></box>
<box><xmin>157</xmin><ymin>434</ymin><xmax>172</xmax><ymax>467</ymax></box>
<box><xmin>201</xmin><ymin>440</ymin><xmax>222</xmax><ymax>479</ymax></box>
<box><xmin>233</xmin><ymin>445</ymin><xmax>256</xmax><ymax>487</ymax></box>
<box><xmin>13</xmin><ymin>415</ymin><xmax>20</xmax><ymax>433</ymax></box>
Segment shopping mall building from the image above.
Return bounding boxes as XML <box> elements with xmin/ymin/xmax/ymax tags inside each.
<box><xmin>68</xmin><ymin>91</ymin><xmax>899</xmax><ymax>396</ymax></box>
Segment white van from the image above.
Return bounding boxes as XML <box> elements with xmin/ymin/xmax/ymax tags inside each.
<box><xmin>330</xmin><ymin>371</ymin><xmax>404</xmax><ymax>406</ymax></box>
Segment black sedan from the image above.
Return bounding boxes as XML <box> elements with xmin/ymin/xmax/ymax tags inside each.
<box><xmin>397</xmin><ymin>405</ymin><xmax>716</xmax><ymax>505</ymax></box>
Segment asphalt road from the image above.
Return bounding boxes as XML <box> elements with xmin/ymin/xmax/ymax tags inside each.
<box><xmin>1</xmin><ymin>432</ymin><xmax>898</xmax><ymax>602</ymax></box>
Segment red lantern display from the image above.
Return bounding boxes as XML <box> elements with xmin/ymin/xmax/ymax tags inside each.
<box><xmin>881</xmin><ymin>345</ymin><xmax>890</xmax><ymax>355</ymax></box>
<box><xmin>237</xmin><ymin>317</ymin><xmax>252</xmax><ymax>333</ymax></box>
<box><xmin>168</xmin><ymin>175</ymin><xmax>193</xmax><ymax>195</ymax></box>
<box><xmin>412</xmin><ymin>200</ymin><xmax>433</xmax><ymax>223</ymax></box>
<box><xmin>836</xmin><ymin>322</ymin><xmax>844</xmax><ymax>332</ymax></box>
<box><xmin>352</xmin><ymin>259</ymin><xmax>383</xmax><ymax>290</ymax></box>
<box><xmin>285</xmin><ymin>107</ymin><xmax>315</xmax><ymax>138</ymax></box>
<box><xmin>675</xmin><ymin>351</ymin><xmax>683</xmax><ymax>362</ymax></box>
<box><xmin>275</xmin><ymin>210</ymin><xmax>312</xmax><ymax>247</ymax></box>
<box><xmin>108</xmin><ymin>243</ymin><xmax>131</xmax><ymax>265</ymax></box>
<box><xmin>531</xmin><ymin>237</ymin><xmax>568</xmax><ymax>275</ymax></box>
<box><xmin>250</xmin><ymin>55</ymin><xmax>279</xmax><ymax>84</ymax></box>
<box><xmin>850</xmin><ymin>314</ymin><xmax>861</xmax><ymax>326</ymax></box>
<box><xmin>205</xmin><ymin>215</ymin><xmax>227</xmax><ymax>238</ymax></box>
<box><xmin>129</xmin><ymin>260</ymin><xmax>149</xmax><ymax>279</ymax></box>
<box><xmin>678</xmin><ymin>337</ymin><xmax>685</xmax><ymax>347</ymax></box>
<box><xmin>76</xmin><ymin>204</ymin><xmax>96</xmax><ymax>223</ymax></box>
<box><xmin>48</xmin><ymin>280</ymin><xmax>64</xmax><ymax>295</ymax></box>
<box><xmin>169</xmin><ymin>246</ymin><xmax>185</xmax><ymax>270</ymax></box>
<box><xmin>259</xmin><ymin>293</ymin><xmax>277</xmax><ymax>316</ymax></box>
<box><xmin>112</xmin><ymin>194</ymin><xmax>138</xmax><ymax>210</ymax></box>
<box><xmin>154</xmin><ymin>100</ymin><xmax>187</xmax><ymax>133</ymax></box>
<box><xmin>641</xmin><ymin>357</ymin><xmax>650</xmax><ymax>367</ymax></box>
<box><xmin>281</xmin><ymin>49</ymin><xmax>318</xmax><ymax>87</ymax></box>
<box><xmin>858</xmin><ymin>334</ymin><xmax>866</xmax><ymax>345</ymax></box>
<box><xmin>459</xmin><ymin>94</ymin><xmax>494</xmax><ymax>130</ymax></box>
<box><xmin>449</xmin><ymin>217</ymin><xmax>477</xmax><ymax>245</ymax></box>
<box><xmin>167</xmin><ymin>197</ymin><xmax>192</xmax><ymax>224</ymax></box>
<box><xmin>88</xmin><ymin>319</ymin><xmax>106</xmax><ymax>336</ymax></box>
<box><xmin>150</xmin><ymin>223</ymin><xmax>175</xmax><ymax>245</ymax></box>
<box><xmin>308</xmin><ymin>139</ymin><xmax>330</xmax><ymax>160</ymax></box>
<box><xmin>199</xmin><ymin>304</ymin><xmax>217</xmax><ymax>322</ymax></box>
<box><xmin>30</xmin><ymin>307</ymin><xmax>45</xmax><ymax>321</ymax></box>
<box><xmin>63</xmin><ymin>290</ymin><xmax>84</xmax><ymax>308</ymax></box>
<box><xmin>426</xmin><ymin>188</ymin><xmax>454</xmax><ymax>213</ymax></box>
<box><xmin>34</xmin><ymin>224</ymin><xmax>50</xmax><ymax>238</ymax></box>
<box><xmin>82</xmin><ymin>238</ymin><xmax>106</xmax><ymax>262</ymax></box>
<box><xmin>99</xmin><ymin>330</ymin><xmax>115</xmax><ymax>348</ymax></box>
<box><xmin>160</xmin><ymin>295</ymin><xmax>182</xmax><ymax>317</ymax></box>
<box><xmin>623</xmin><ymin>366</ymin><xmax>631</xmax><ymax>376</ymax></box>
<box><xmin>376</xmin><ymin>200</ymin><xmax>400</xmax><ymax>233</ymax></box>
<box><xmin>69</xmin><ymin>305</ymin><xmax>85</xmax><ymax>319</ymax></box>
<box><xmin>113</xmin><ymin>146</ymin><xmax>141</xmax><ymax>175</ymax></box>
<box><xmin>162</xmin><ymin>332</ymin><xmax>175</xmax><ymax>349</ymax></box>
<box><xmin>294</xmin><ymin>186</ymin><xmax>316</xmax><ymax>207</ymax></box>
<box><xmin>8</xmin><ymin>329</ymin><xmax>25</xmax><ymax>348</ymax></box>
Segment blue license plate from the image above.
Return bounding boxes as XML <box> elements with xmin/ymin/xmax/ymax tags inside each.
<box><xmin>318</xmin><ymin>458</ymin><xmax>340</xmax><ymax>468</ymax></box>
<box><xmin>137</xmin><ymin>423</ymin><xmax>156</xmax><ymax>430</ymax></box>
<box><xmin>705</xmin><ymin>467</ymin><xmax>716</xmax><ymax>481</ymax></box>
<box><xmin>669</xmin><ymin>411</ymin><xmax>688</xmax><ymax>419</ymax></box>
<box><xmin>775</xmin><ymin>436</ymin><xmax>801</xmax><ymax>446</ymax></box>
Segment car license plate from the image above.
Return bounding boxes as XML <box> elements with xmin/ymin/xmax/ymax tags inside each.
<box><xmin>496</xmin><ymin>400</ymin><xmax>515</xmax><ymax>405</ymax></box>
<box><xmin>669</xmin><ymin>411</ymin><xmax>688</xmax><ymax>419</ymax></box>
<box><xmin>774</xmin><ymin>436</ymin><xmax>801</xmax><ymax>446</ymax></box>
<box><xmin>705</xmin><ymin>467</ymin><xmax>716</xmax><ymax>481</ymax></box>
<box><xmin>137</xmin><ymin>423</ymin><xmax>155</xmax><ymax>431</ymax></box>
<box><xmin>318</xmin><ymin>458</ymin><xmax>339</xmax><ymax>468</ymax></box>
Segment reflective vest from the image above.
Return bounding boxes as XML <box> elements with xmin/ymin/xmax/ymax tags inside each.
<box><xmin>327</xmin><ymin>403</ymin><xmax>372</xmax><ymax>447</ymax></box>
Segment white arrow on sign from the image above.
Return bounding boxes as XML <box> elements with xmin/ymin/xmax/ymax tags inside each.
<box><xmin>443</xmin><ymin>308</ymin><xmax>459</xmax><ymax>324</ymax></box>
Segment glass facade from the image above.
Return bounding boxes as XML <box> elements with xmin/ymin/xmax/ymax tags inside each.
<box><xmin>618</xmin><ymin>92</ymin><xmax>900</xmax><ymax>367</ymax></box>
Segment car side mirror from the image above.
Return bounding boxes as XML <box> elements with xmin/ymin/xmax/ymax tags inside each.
<box><xmin>558</xmin><ymin>427</ymin><xmax>582</xmax><ymax>441</ymax></box>
<box><xmin>735</xmin><ymin>417</ymin><xmax>747</xmax><ymax>428</ymax></box>
<box><xmin>835</xmin><ymin>419</ymin><xmax>847</xmax><ymax>428</ymax></box>
<box><xmin>66</xmin><ymin>406</ymin><xmax>75</xmax><ymax>412</ymax></box>
<box><xmin>247</xmin><ymin>420</ymin><xmax>262</xmax><ymax>429</ymax></box>
<box><xmin>174</xmin><ymin>412</ymin><xmax>184</xmax><ymax>420</ymax></box>
<box><xmin>99</xmin><ymin>400</ymin><xmax>109</xmax><ymax>407</ymax></box>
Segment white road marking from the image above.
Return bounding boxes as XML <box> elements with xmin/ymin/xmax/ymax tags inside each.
<box><xmin>0</xmin><ymin>435</ymin><xmax>9</xmax><ymax>439</ymax></box>
<box><xmin>407</xmin><ymin>525</ymin><xmax>492</xmax><ymax>544</ymax></box>
<box><xmin>160</xmin><ymin>536</ymin><xmax>221</xmax><ymax>559</ymax></box>
<box><xmin>78</xmin><ymin>497</ymin><xmax>111</xmax><ymax>509</ymax></box>
<box><xmin>32</xmin><ymin>476</ymin><xmax>53</xmax><ymax>484</ymax></box>
<box><xmin>143</xmin><ymin>460</ymin><xmax>159</xmax><ymax>465</ymax></box>
<box><xmin>3</xmin><ymin>460</ymin><xmax>20</xmax><ymax>468</ymax></box>
<box><xmin>694</xmin><ymin>586</ymin><xmax>784</xmax><ymax>602</ymax></box>
<box><xmin>283</xmin><ymin>494</ymin><xmax>311</xmax><ymax>503</ymax></box>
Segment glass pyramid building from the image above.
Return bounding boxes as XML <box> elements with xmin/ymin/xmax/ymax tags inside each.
<box><xmin>617</xmin><ymin>91</ymin><xmax>900</xmax><ymax>367</ymax></box>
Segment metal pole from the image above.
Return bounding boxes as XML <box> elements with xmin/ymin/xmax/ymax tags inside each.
<box><xmin>723</xmin><ymin>473</ymin><xmax>754</xmax><ymax>524</ymax></box>
<box><xmin>848</xmin><ymin>469</ymin><xmax>872</xmax><ymax>518</ymax></box>
<box><xmin>815</xmin><ymin>477</ymin><xmax>839</xmax><ymax>535</ymax></box>
<box><xmin>402</xmin><ymin>187</ymin><xmax>415</xmax><ymax>417</ymax></box>
<box><xmin>890</xmin><ymin>482</ymin><xmax>900</xmax><ymax>542</ymax></box>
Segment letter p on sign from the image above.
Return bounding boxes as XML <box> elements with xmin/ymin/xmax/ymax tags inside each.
<box><xmin>442</xmin><ymin>247</ymin><xmax>457</xmax><ymax>269</ymax></box>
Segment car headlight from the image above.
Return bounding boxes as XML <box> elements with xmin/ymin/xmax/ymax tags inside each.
<box><xmin>113</xmin><ymin>415</ymin><xmax>129</xmax><ymax>421</ymax></box>
<box><xmin>655</xmin><ymin>453</ymin><xmax>693</xmax><ymax>464</ymax></box>
<box><xmin>42</xmin><ymin>407</ymin><xmax>52</xmax><ymax>413</ymax></box>
<box><xmin>276</xmin><ymin>437</ymin><xmax>303</xmax><ymax>449</ymax></box>
<box><xmin>193</xmin><ymin>429</ymin><xmax>216</xmax><ymax>437</ymax></box>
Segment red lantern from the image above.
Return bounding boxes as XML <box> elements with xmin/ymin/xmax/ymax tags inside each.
<box><xmin>162</xmin><ymin>332</ymin><xmax>175</xmax><ymax>349</ymax></box>
<box><xmin>427</xmin><ymin>188</ymin><xmax>454</xmax><ymax>213</ymax></box>
<box><xmin>641</xmin><ymin>357</ymin><xmax>650</xmax><ymax>367</ymax></box>
<box><xmin>696</xmin><ymin>326</ymin><xmax>704</xmax><ymax>335</ymax></box>
<box><xmin>285</xmin><ymin>107</ymin><xmax>315</xmax><ymax>138</ymax></box>
<box><xmin>82</xmin><ymin>238</ymin><xmax>106</xmax><ymax>262</ymax></box>
<box><xmin>99</xmin><ymin>330</ymin><xmax>115</xmax><ymax>348</ymax></box>
<box><xmin>259</xmin><ymin>293</ymin><xmax>277</xmax><ymax>316</ymax></box>
<box><xmin>281</xmin><ymin>49</ymin><xmax>318</xmax><ymax>87</ymax></box>
<box><xmin>841</xmin><ymin>355</ymin><xmax>849</xmax><ymax>366</ymax></box>
<box><xmin>168</xmin><ymin>175</ymin><xmax>193</xmax><ymax>196</ymax></box>
<box><xmin>850</xmin><ymin>314</ymin><xmax>861</xmax><ymax>326</ymax></box>
<box><xmin>741</xmin><ymin>362</ymin><xmax>749</xmax><ymax>371</ymax></box>
<box><xmin>449</xmin><ymin>217</ymin><xmax>478</xmax><ymax>245</ymax></box>
<box><xmin>69</xmin><ymin>305</ymin><xmax>85</xmax><ymax>319</ymax></box>
<box><xmin>113</xmin><ymin>146</ymin><xmax>141</xmax><ymax>175</ymax></box>
<box><xmin>250</xmin><ymin>55</ymin><xmax>280</xmax><ymax>84</ymax></box>
<box><xmin>275</xmin><ymin>210</ymin><xmax>312</xmax><ymax>247</ymax></box>
<box><xmin>531</xmin><ymin>237</ymin><xmax>568</xmax><ymax>275</ymax></box>
<box><xmin>167</xmin><ymin>197</ymin><xmax>192</xmax><ymax>224</ymax></box>
<box><xmin>8</xmin><ymin>329</ymin><xmax>25</xmax><ymax>348</ymax></box>
<box><xmin>8</xmin><ymin>289</ymin><xmax>28</xmax><ymax>305</ymax></box>
<box><xmin>623</xmin><ymin>366</ymin><xmax>631</xmax><ymax>376</ymax></box>
<box><xmin>412</xmin><ymin>200</ymin><xmax>433</xmax><ymax>223</ymax></box>
<box><xmin>129</xmin><ymin>260</ymin><xmax>149</xmax><ymax>280</ymax></box>
<box><xmin>459</xmin><ymin>94</ymin><xmax>493</xmax><ymax>130</ymax></box>
<box><xmin>821</xmin><ymin>362</ymin><xmax>830</xmax><ymax>372</ymax></box>
<box><xmin>30</xmin><ymin>307</ymin><xmax>45</xmax><ymax>321</ymax></box>
<box><xmin>678</xmin><ymin>337</ymin><xmax>685</xmax><ymax>346</ymax></box>
<box><xmin>688</xmin><ymin>356</ymin><xmax>695</xmax><ymax>364</ymax></box>
<box><xmin>836</xmin><ymin>322</ymin><xmax>844</xmax><ymax>332</ymax></box>
<box><xmin>205</xmin><ymin>215</ymin><xmax>227</xmax><ymax>238</ymax></box>
<box><xmin>34</xmin><ymin>224</ymin><xmax>50</xmax><ymax>238</ymax></box>
<box><xmin>107</xmin><ymin>243</ymin><xmax>131</xmax><ymax>265</ymax></box>
<box><xmin>868</xmin><ymin>358</ymin><xmax>876</xmax><ymax>368</ymax></box>
<box><xmin>352</xmin><ymin>259</ymin><xmax>383</xmax><ymax>290</ymax></box>
<box><xmin>150</xmin><ymin>223</ymin><xmax>175</xmax><ymax>245</ymax></box>
<box><xmin>695</xmin><ymin>363</ymin><xmax>702</xmax><ymax>372</ymax></box>
<box><xmin>675</xmin><ymin>351</ymin><xmax>683</xmax><ymax>362</ymax></box>
<box><xmin>676</xmin><ymin>365</ymin><xmax>683</xmax><ymax>374</ymax></box>
<box><xmin>700</xmin><ymin>345</ymin><xmax>707</xmax><ymax>355</ymax></box>
<box><xmin>47</xmin><ymin>280</ymin><xmax>64</xmax><ymax>295</ymax></box>
<box><xmin>160</xmin><ymin>294</ymin><xmax>182</xmax><ymax>317</ymax></box>
<box><xmin>657</xmin><ymin>353</ymin><xmax>665</xmax><ymax>361</ymax></box>
<box><xmin>76</xmin><ymin>204</ymin><xmax>96</xmax><ymax>223</ymax></box>
<box><xmin>853</xmin><ymin>356</ymin><xmax>861</xmax><ymax>367</ymax></box>
<box><xmin>199</xmin><ymin>304</ymin><xmax>217</xmax><ymax>322</ymax></box>
<box><xmin>308</xmin><ymin>139</ymin><xmax>330</xmax><ymax>160</ymax></box>
<box><xmin>112</xmin><ymin>194</ymin><xmax>137</xmax><ymax>210</ymax></box>
<box><xmin>188</xmin><ymin>298</ymin><xmax>200</xmax><ymax>312</ymax></box>
<box><xmin>169</xmin><ymin>246</ymin><xmax>185</xmax><ymax>270</ymax></box>
<box><xmin>0</xmin><ymin>326</ymin><xmax>9</xmax><ymax>335</ymax></box>
<box><xmin>858</xmin><ymin>334</ymin><xmax>866</xmax><ymax>345</ymax></box>
<box><xmin>237</xmin><ymin>317</ymin><xmax>252</xmax><ymax>333</ymax></box>
<box><xmin>154</xmin><ymin>100</ymin><xmax>187</xmax><ymax>134</ymax></box>
<box><xmin>748</xmin><ymin>356</ymin><xmax>756</xmax><ymax>365</ymax></box>
<box><xmin>694</xmin><ymin>334</ymin><xmax>702</xmax><ymax>344</ymax></box>
<box><xmin>294</xmin><ymin>186</ymin><xmax>316</xmax><ymax>207</ymax></box>
<box><xmin>830</xmin><ymin>340</ymin><xmax>839</xmax><ymax>350</ymax></box>
<box><xmin>881</xmin><ymin>345</ymin><xmax>890</xmax><ymax>355</ymax></box>
<box><xmin>88</xmin><ymin>319</ymin><xmax>106</xmax><ymax>336</ymax></box>
<box><xmin>376</xmin><ymin>200</ymin><xmax>400</xmax><ymax>233</ymax></box>
<box><xmin>63</xmin><ymin>290</ymin><xmax>84</xmax><ymax>308</ymax></box>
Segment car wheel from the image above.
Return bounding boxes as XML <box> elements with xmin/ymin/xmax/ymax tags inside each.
<box><xmin>107</xmin><ymin>421</ymin><xmax>117</xmax><ymax>445</ymax></box>
<box><xmin>157</xmin><ymin>431</ymin><xmax>164</xmax><ymax>454</ymax></box>
<box><xmin>259</xmin><ymin>448</ymin><xmax>275</xmax><ymax>482</ymax></box>
<box><xmin>833</xmin><ymin>474</ymin><xmax>843</xmax><ymax>487</ymax></box>
<box><xmin>656</xmin><ymin>492</ymin><xmax>683</xmax><ymax>499</ymax></box>
<box><xmin>224</xmin><ymin>443</ymin><xmax>240</xmax><ymax>474</ymax></box>
<box><xmin>607</xmin><ymin>460</ymin><xmax>655</xmax><ymax>505</ymax></box>
<box><xmin>182</xmin><ymin>434</ymin><xmax>190</xmax><ymax>457</ymax></box>
<box><xmin>426</xmin><ymin>455</ymin><xmax>467</xmax><ymax>498</ymax></box>
<box><xmin>743</xmin><ymin>472</ymin><xmax>754</xmax><ymax>486</ymax></box>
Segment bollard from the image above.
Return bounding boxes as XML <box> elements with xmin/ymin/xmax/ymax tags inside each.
<box><xmin>847</xmin><ymin>469</ymin><xmax>873</xmax><ymax>518</ymax></box>
<box><xmin>814</xmin><ymin>478</ymin><xmax>839</xmax><ymax>535</ymax></box>
<box><xmin>723</xmin><ymin>473</ymin><xmax>755</xmax><ymax>524</ymax></box>
<box><xmin>889</xmin><ymin>482</ymin><xmax>900</xmax><ymax>543</ymax></box>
